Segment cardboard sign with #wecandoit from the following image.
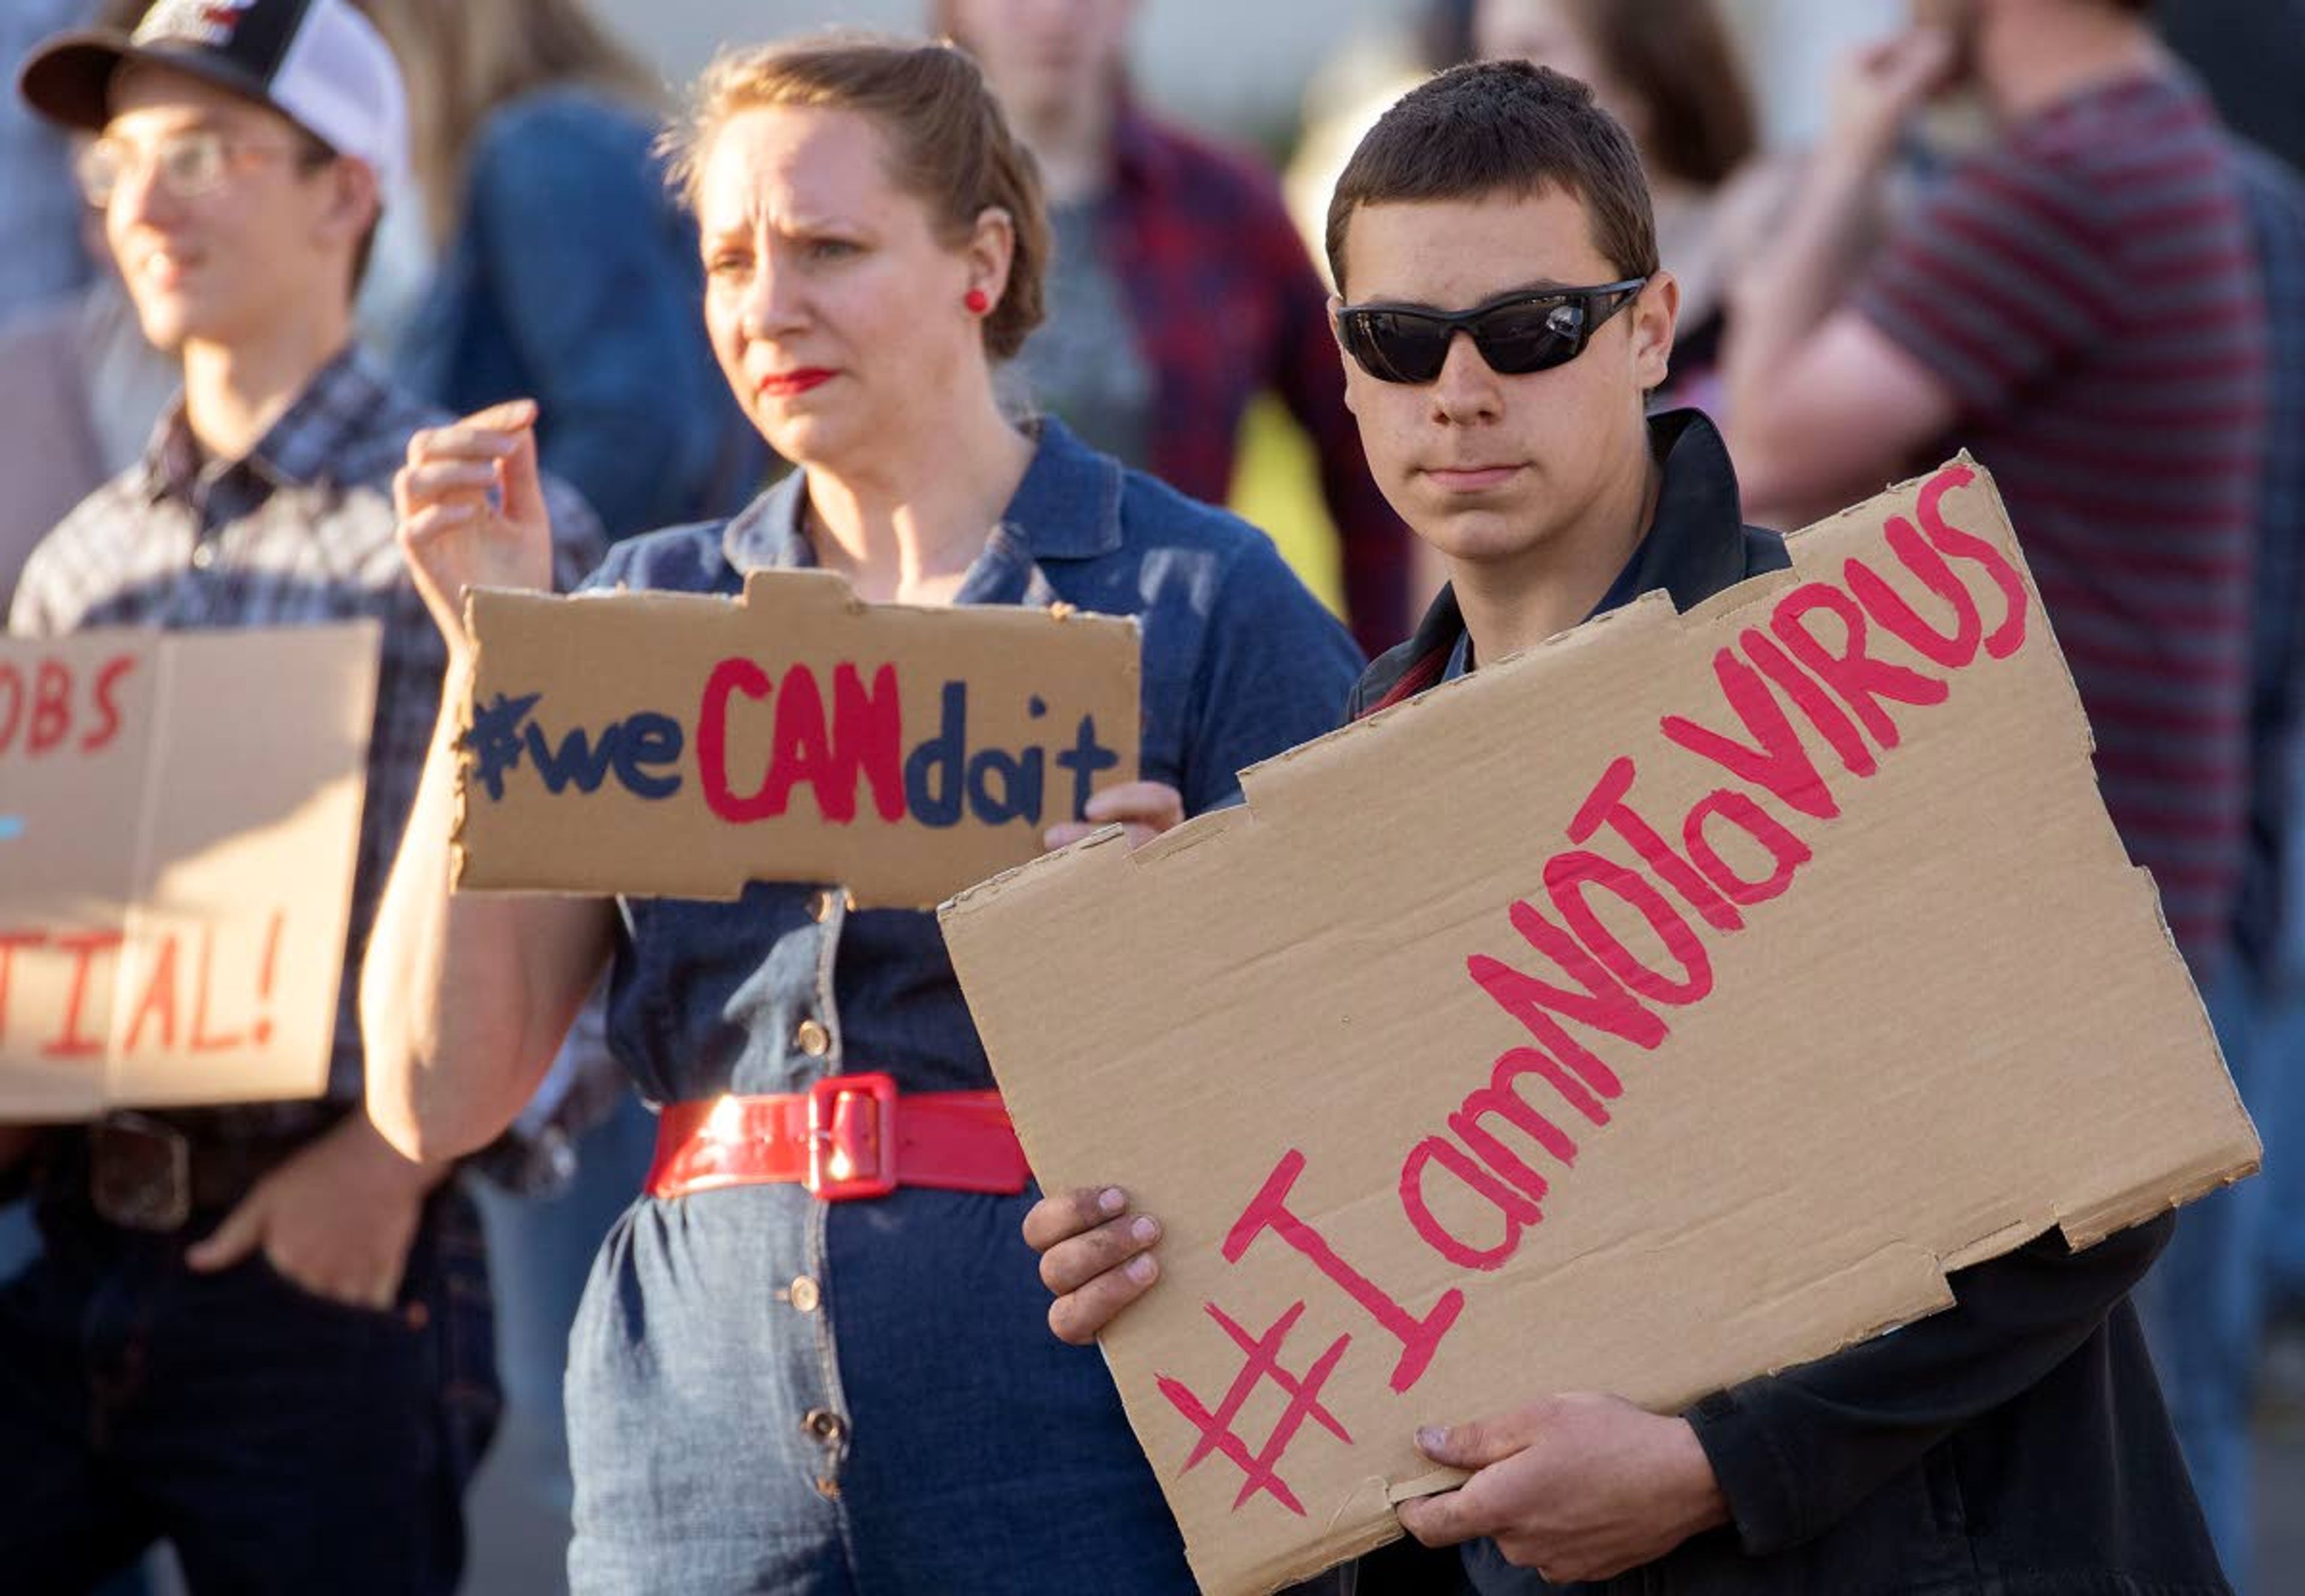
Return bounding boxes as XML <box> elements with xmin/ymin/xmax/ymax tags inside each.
<box><xmin>0</xmin><ymin>623</ymin><xmax>379</xmax><ymax>1119</ymax></box>
<box><xmin>936</xmin><ymin>459</ymin><xmax>2261</xmax><ymax>1596</ymax></box>
<box><xmin>451</xmin><ymin>568</ymin><xmax>1141</xmax><ymax>908</ymax></box>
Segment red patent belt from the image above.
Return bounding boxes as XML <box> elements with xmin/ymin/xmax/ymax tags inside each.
<box><xmin>645</xmin><ymin>1073</ymin><xmax>1029</xmax><ymax>1202</ymax></box>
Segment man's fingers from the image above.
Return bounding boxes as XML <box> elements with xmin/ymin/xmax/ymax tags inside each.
<box><xmin>1082</xmin><ymin>780</ymin><xmax>1184</xmax><ymax>829</ymax></box>
<box><xmin>350</xmin><ymin>1266</ymin><xmax>401</xmax><ymax>1311</ymax></box>
<box><xmin>1046</xmin><ymin>1249</ymin><xmax>1160</xmax><ymax>1346</ymax></box>
<box><xmin>1047</xmin><ymin>780</ymin><xmax>1186</xmax><ymax>852</ymax></box>
<box><xmin>1416</xmin><ymin>1408</ymin><xmax>1538</xmax><ymax>1470</ymax></box>
<box><xmin>1020</xmin><ymin>1185</ymin><xmax>1128</xmax><ymax>1251</ymax></box>
<box><xmin>1036</xmin><ymin>1209</ymin><xmax>1160</xmax><ymax>1296</ymax></box>
<box><xmin>1396</xmin><ymin>1486</ymin><xmax>1486</xmax><ymax>1549</ymax></box>
<box><xmin>184</xmin><ymin>1197</ymin><xmax>265</xmax><ymax>1273</ymax></box>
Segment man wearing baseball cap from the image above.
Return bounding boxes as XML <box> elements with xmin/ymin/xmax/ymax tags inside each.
<box><xmin>2</xmin><ymin>2</ymin><xmax>601</xmax><ymax>1589</ymax></box>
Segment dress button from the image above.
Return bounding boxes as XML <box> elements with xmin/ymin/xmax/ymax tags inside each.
<box><xmin>801</xmin><ymin>1408</ymin><xmax>847</xmax><ymax>1445</ymax></box>
<box><xmin>188</xmin><ymin>541</ymin><xmax>216</xmax><ymax>570</ymax></box>
<box><xmin>795</xmin><ymin>1017</ymin><xmax>831</xmax><ymax>1057</ymax></box>
<box><xmin>807</xmin><ymin>889</ymin><xmax>837</xmax><ymax>923</ymax></box>
<box><xmin>788</xmin><ymin>1275</ymin><xmax>821</xmax><ymax>1313</ymax></box>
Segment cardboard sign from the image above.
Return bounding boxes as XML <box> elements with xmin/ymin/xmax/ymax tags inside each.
<box><xmin>939</xmin><ymin>460</ymin><xmax>2261</xmax><ymax>1596</ymax></box>
<box><xmin>452</xmin><ymin>570</ymin><xmax>1141</xmax><ymax>908</ymax></box>
<box><xmin>0</xmin><ymin>624</ymin><xmax>379</xmax><ymax>1118</ymax></box>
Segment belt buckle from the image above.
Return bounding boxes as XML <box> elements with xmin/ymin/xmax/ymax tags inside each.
<box><xmin>805</xmin><ymin>1072</ymin><xmax>898</xmax><ymax>1200</ymax></box>
<box><xmin>89</xmin><ymin>1112</ymin><xmax>192</xmax><ymax>1233</ymax></box>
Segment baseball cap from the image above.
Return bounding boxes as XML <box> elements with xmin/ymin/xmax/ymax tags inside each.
<box><xmin>19</xmin><ymin>0</ymin><xmax>408</xmax><ymax>191</ymax></box>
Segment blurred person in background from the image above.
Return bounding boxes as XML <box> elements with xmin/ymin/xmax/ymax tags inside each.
<box><xmin>361</xmin><ymin>0</ymin><xmax>768</xmax><ymax>542</ymax></box>
<box><xmin>1473</xmin><ymin>0</ymin><xmax>1798</xmax><ymax>421</ymax></box>
<box><xmin>0</xmin><ymin>0</ymin><xmax>101</xmax><ymax>322</ymax></box>
<box><xmin>2157</xmin><ymin>129</ymin><xmax>2305</xmax><ymax>1594</ymax></box>
<box><xmin>1284</xmin><ymin>0</ymin><xmax>1477</xmax><ymax>278</ymax></box>
<box><xmin>367</xmin><ymin>33</ymin><xmax>1363</xmax><ymax>1596</ymax></box>
<box><xmin>0</xmin><ymin>0</ymin><xmax>178</xmax><ymax>615</ymax></box>
<box><xmin>2</xmin><ymin>0</ymin><xmax>593</xmax><ymax>1588</ymax></box>
<box><xmin>936</xmin><ymin>0</ymin><xmax>1412</xmax><ymax>657</ymax></box>
<box><xmin>1722</xmin><ymin>1</ymin><xmax>2269</xmax><ymax>1579</ymax></box>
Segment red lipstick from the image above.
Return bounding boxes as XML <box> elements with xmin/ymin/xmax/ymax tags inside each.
<box><xmin>758</xmin><ymin>368</ymin><xmax>835</xmax><ymax>397</ymax></box>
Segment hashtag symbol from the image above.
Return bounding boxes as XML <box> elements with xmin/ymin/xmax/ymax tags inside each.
<box><xmin>1155</xmin><ymin>1300</ymin><xmax>1353</xmax><ymax>1516</ymax></box>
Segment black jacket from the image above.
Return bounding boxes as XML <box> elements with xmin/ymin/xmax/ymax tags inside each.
<box><xmin>1345</xmin><ymin>411</ymin><xmax>2226</xmax><ymax>1596</ymax></box>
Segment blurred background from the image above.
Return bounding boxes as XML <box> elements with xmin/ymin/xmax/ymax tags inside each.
<box><xmin>7</xmin><ymin>0</ymin><xmax>2301</xmax><ymax>1590</ymax></box>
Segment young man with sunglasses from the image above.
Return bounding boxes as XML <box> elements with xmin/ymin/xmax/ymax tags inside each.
<box><xmin>1025</xmin><ymin>59</ymin><xmax>2227</xmax><ymax>1596</ymax></box>
<box><xmin>2</xmin><ymin>2</ymin><xmax>597</xmax><ymax>1589</ymax></box>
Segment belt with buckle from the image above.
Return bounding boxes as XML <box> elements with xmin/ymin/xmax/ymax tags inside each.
<box><xmin>645</xmin><ymin>1074</ymin><xmax>1028</xmax><ymax>1202</ymax></box>
<box><xmin>85</xmin><ymin>1112</ymin><xmax>324</xmax><ymax>1233</ymax></box>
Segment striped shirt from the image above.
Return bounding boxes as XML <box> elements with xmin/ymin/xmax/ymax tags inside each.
<box><xmin>8</xmin><ymin>347</ymin><xmax>602</xmax><ymax>1136</ymax></box>
<box><xmin>1854</xmin><ymin>68</ymin><xmax>2268</xmax><ymax>974</ymax></box>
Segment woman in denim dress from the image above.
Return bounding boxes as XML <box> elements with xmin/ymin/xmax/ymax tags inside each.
<box><xmin>363</xmin><ymin>34</ymin><xmax>1364</xmax><ymax>1596</ymax></box>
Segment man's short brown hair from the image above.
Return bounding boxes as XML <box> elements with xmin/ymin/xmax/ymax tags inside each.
<box><xmin>1325</xmin><ymin>59</ymin><xmax>1659</xmax><ymax>297</ymax></box>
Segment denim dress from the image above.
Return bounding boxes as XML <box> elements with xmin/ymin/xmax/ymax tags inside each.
<box><xmin>561</xmin><ymin>420</ymin><xmax>1366</xmax><ymax>1595</ymax></box>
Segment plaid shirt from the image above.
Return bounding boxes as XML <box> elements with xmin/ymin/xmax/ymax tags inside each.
<box><xmin>1103</xmin><ymin>109</ymin><xmax>1410</xmax><ymax>656</ymax></box>
<box><xmin>8</xmin><ymin>346</ymin><xmax>603</xmax><ymax>1138</ymax></box>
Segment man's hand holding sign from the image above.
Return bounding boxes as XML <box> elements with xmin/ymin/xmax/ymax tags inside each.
<box><xmin>1027</xmin><ymin>1199</ymin><xmax>1729</xmax><ymax>1585</ymax></box>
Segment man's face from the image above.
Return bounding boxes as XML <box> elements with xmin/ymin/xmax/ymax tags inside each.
<box><xmin>942</xmin><ymin>0</ymin><xmax>1137</xmax><ymax>122</ymax></box>
<box><xmin>97</xmin><ymin>65</ymin><xmax>346</xmax><ymax>354</ymax></box>
<box><xmin>1332</xmin><ymin>185</ymin><xmax>1673</xmax><ymax>576</ymax></box>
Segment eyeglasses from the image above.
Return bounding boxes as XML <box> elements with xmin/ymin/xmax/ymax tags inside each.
<box><xmin>74</xmin><ymin>129</ymin><xmax>316</xmax><ymax>208</ymax></box>
<box><xmin>1336</xmin><ymin>277</ymin><xmax>1650</xmax><ymax>384</ymax></box>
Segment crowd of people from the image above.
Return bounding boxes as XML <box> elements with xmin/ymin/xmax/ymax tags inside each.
<box><xmin>0</xmin><ymin>0</ymin><xmax>2297</xmax><ymax>1594</ymax></box>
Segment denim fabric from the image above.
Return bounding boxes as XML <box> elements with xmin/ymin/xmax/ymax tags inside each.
<box><xmin>2139</xmin><ymin>969</ymin><xmax>2266</xmax><ymax>1592</ymax></box>
<box><xmin>2262</xmin><ymin>978</ymin><xmax>2305</xmax><ymax>1307</ymax></box>
<box><xmin>390</xmin><ymin>88</ymin><xmax>770</xmax><ymax>541</ymax></box>
<box><xmin>563</xmin><ymin>418</ymin><xmax>1365</xmax><ymax>1593</ymax></box>
<box><xmin>0</xmin><ymin>1174</ymin><xmax>498</xmax><ymax>1594</ymax></box>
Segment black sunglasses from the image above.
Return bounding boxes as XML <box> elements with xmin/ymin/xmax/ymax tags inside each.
<box><xmin>1336</xmin><ymin>277</ymin><xmax>1650</xmax><ymax>384</ymax></box>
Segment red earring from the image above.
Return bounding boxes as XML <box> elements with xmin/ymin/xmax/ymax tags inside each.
<box><xmin>965</xmin><ymin>288</ymin><xmax>991</xmax><ymax>315</ymax></box>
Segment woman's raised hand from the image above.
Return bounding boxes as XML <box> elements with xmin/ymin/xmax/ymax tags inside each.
<box><xmin>394</xmin><ymin>398</ymin><xmax>558</xmax><ymax>652</ymax></box>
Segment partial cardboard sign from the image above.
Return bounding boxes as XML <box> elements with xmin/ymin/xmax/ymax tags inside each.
<box><xmin>939</xmin><ymin>460</ymin><xmax>2261</xmax><ymax>1596</ymax></box>
<box><xmin>452</xmin><ymin>569</ymin><xmax>1141</xmax><ymax>908</ymax></box>
<box><xmin>0</xmin><ymin>624</ymin><xmax>379</xmax><ymax>1118</ymax></box>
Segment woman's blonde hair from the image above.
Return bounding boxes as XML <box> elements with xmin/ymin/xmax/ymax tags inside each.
<box><xmin>354</xmin><ymin>0</ymin><xmax>663</xmax><ymax>242</ymax></box>
<box><xmin>663</xmin><ymin>32</ymin><xmax>1049</xmax><ymax>361</ymax></box>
